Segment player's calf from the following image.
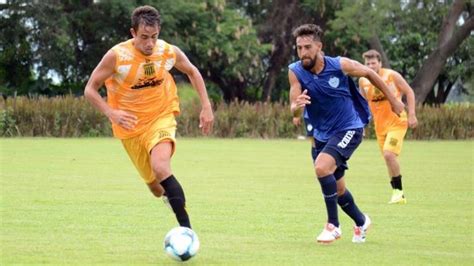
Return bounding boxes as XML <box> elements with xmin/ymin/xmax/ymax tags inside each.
<box><xmin>160</xmin><ymin>175</ymin><xmax>191</xmax><ymax>228</ymax></box>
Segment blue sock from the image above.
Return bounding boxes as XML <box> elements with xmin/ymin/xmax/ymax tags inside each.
<box><xmin>338</xmin><ymin>189</ymin><xmax>365</xmax><ymax>226</ymax></box>
<box><xmin>318</xmin><ymin>174</ymin><xmax>339</xmax><ymax>227</ymax></box>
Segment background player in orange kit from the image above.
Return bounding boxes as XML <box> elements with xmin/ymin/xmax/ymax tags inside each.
<box><xmin>359</xmin><ymin>49</ymin><xmax>418</xmax><ymax>204</ymax></box>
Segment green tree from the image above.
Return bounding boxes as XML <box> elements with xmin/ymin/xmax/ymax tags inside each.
<box><xmin>1</xmin><ymin>0</ymin><xmax>269</xmax><ymax>102</ymax></box>
<box><xmin>27</xmin><ymin>0</ymin><xmax>134</xmax><ymax>95</ymax></box>
<box><xmin>0</xmin><ymin>1</ymin><xmax>35</xmax><ymax>97</ymax></box>
<box><xmin>231</xmin><ymin>0</ymin><xmax>342</xmax><ymax>101</ymax></box>
<box><xmin>152</xmin><ymin>0</ymin><xmax>270</xmax><ymax>102</ymax></box>
<box><xmin>328</xmin><ymin>0</ymin><xmax>473</xmax><ymax>104</ymax></box>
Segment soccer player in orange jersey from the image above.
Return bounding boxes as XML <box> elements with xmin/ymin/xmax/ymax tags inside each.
<box><xmin>358</xmin><ymin>50</ymin><xmax>418</xmax><ymax>204</ymax></box>
<box><xmin>84</xmin><ymin>5</ymin><xmax>214</xmax><ymax>228</ymax></box>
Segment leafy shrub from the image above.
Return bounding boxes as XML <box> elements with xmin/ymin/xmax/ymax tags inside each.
<box><xmin>1</xmin><ymin>96</ymin><xmax>472</xmax><ymax>139</ymax></box>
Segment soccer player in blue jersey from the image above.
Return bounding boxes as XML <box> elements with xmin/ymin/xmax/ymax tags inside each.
<box><xmin>288</xmin><ymin>24</ymin><xmax>405</xmax><ymax>244</ymax></box>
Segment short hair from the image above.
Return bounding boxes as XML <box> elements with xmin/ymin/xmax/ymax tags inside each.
<box><xmin>362</xmin><ymin>49</ymin><xmax>381</xmax><ymax>62</ymax></box>
<box><xmin>131</xmin><ymin>5</ymin><xmax>161</xmax><ymax>31</ymax></box>
<box><xmin>292</xmin><ymin>24</ymin><xmax>324</xmax><ymax>42</ymax></box>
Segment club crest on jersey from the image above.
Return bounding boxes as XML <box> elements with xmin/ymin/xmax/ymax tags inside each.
<box><xmin>143</xmin><ymin>62</ymin><xmax>156</xmax><ymax>76</ymax></box>
<box><xmin>328</xmin><ymin>76</ymin><xmax>340</xmax><ymax>88</ymax></box>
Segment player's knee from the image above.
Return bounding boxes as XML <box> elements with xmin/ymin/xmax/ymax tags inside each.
<box><xmin>383</xmin><ymin>151</ymin><xmax>397</xmax><ymax>162</ymax></box>
<box><xmin>148</xmin><ymin>183</ymin><xmax>165</xmax><ymax>198</ymax></box>
<box><xmin>152</xmin><ymin>162</ymin><xmax>171</xmax><ymax>181</ymax></box>
<box><xmin>337</xmin><ymin>185</ymin><xmax>346</xmax><ymax>196</ymax></box>
<box><xmin>315</xmin><ymin>164</ymin><xmax>332</xmax><ymax>177</ymax></box>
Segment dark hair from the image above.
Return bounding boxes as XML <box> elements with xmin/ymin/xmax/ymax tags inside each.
<box><xmin>292</xmin><ymin>24</ymin><xmax>323</xmax><ymax>42</ymax></box>
<box><xmin>131</xmin><ymin>5</ymin><xmax>161</xmax><ymax>31</ymax></box>
<box><xmin>362</xmin><ymin>49</ymin><xmax>381</xmax><ymax>62</ymax></box>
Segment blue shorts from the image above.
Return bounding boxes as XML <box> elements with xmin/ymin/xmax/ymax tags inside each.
<box><xmin>311</xmin><ymin>128</ymin><xmax>363</xmax><ymax>180</ymax></box>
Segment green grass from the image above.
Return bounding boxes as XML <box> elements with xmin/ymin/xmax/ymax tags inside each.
<box><xmin>1</xmin><ymin>138</ymin><xmax>473</xmax><ymax>265</ymax></box>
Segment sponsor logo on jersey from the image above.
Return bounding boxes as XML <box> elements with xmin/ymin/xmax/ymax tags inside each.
<box><xmin>131</xmin><ymin>77</ymin><xmax>163</xmax><ymax>90</ymax></box>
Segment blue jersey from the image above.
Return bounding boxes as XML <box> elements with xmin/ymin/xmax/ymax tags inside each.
<box><xmin>289</xmin><ymin>56</ymin><xmax>371</xmax><ymax>142</ymax></box>
<box><xmin>303</xmin><ymin>108</ymin><xmax>313</xmax><ymax>137</ymax></box>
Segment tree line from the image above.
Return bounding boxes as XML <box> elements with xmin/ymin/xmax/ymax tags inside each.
<box><xmin>1</xmin><ymin>0</ymin><xmax>472</xmax><ymax>104</ymax></box>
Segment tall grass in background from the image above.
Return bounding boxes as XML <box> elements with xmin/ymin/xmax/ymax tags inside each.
<box><xmin>406</xmin><ymin>103</ymin><xmax>473</xmax><ymax>139</ymax></box>
<box><xmin>0</xmin><ymin>84</ymin><xmax>472</xmax><ymax>139</ymax></box>
<box><xmin>0</xmin><ymin>96</ymin><xmax>111</xmax><ymax>137</ymax></box>
<box><xmin>179</xmin><ymin>100</ymin><xmax>297</xmax><ymax>138</ymax></box>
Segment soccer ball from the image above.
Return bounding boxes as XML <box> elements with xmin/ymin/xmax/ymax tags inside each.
<box><xmin>164</xmin><ymin>227</ymin><xmax>200</xmax><ymax>261</ymax></box>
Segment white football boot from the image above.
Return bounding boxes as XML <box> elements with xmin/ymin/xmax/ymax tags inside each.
<box><xmin>388</xmin><ymin>189</ymin><xmax>407</xmax><ymax>204</ymax></box>
<box><xmin>316</xmin><ymin>223</ymin><xmax>341</xmax><ymax>244</ymax></box>
<box><xmin>352</xmin><ymin>214</ymin><xmax>371</xmax><ymax>243</ymax></box>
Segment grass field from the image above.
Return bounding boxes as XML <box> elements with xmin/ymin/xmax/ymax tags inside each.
<box><xmin>1</xmin><ymin>138</ymin><xmax>473</xmax><ymax>265</ymax></box>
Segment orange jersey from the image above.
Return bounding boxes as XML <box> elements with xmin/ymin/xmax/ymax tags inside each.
<box><xmin>105</xmin><ymin>39</ymin><xmax>180</xmax><ymax>139</ymax></box>
<box><xmin>359</xmin><ymin>68</ymin><xmax>407</xmax><ymax>135</ymax></box>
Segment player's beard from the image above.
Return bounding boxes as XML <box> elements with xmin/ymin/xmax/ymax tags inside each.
<box><xmin>301</xmin><ymin>55</ymin><xmax>317</xmax><ymax>70</ymax></box>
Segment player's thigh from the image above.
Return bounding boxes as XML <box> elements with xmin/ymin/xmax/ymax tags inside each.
<box><xmin>145</xmin><ymin>114</ymin><xmax>178</xmax><ymax>179</ymax></box>
<box><xmin>314</xmin><ymin>152</ymin><xmax>338</xmax><ymax>175</ymax></box>
<box><xmin>121</xmin><ymin>137</ymin><xmax>155</xmax><ymax>184</ymax></box>
<box><xmin>144</xmin><ymin>114</ymin><xmax>178</xmax><ymax>154</ymax></box>
<box><xmin>150</xmin><ymin>141</ymin><xmax>173</xmax><ymax>166</ymax></box>
<box><xmin>382</xmin><ymin>128</ymin><xmax>407</xmax><ymax>155</ymax></box>
<box><xmin>376</xmin><ymin>132</ymin><xmax>386</xmax><ymax>152</ymax></box>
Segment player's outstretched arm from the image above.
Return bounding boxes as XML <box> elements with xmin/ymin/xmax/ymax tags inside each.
<box><xmin>358</xmin><ymin>79</ymin><xmax>368</xmax><ymax>99</ymax></box>
<box><xmin>393</xmin><ymin>71</ymin><xmax>418</xmax><ymax>128</ymax></box>
<box><xmin>84</xmin><ymin>50</ymin><xmax>137</xmax><ymax>130</ymax></box>
<box><xmin>340</xmin><ymin>57</ymin><xmax>404</xmax><ymax>115</ymax></box>
<box><xmin>173</xmin><ymin>45</ymin><xmax>214</xmax><ymax>135</ymax></box>
<box><xmin>289</xmin><ymin>70</ymin><xmax>310</xmax><ymax>118</ymax></box>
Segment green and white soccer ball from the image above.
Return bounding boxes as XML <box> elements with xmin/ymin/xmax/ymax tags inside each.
<box><xmin>164</xmin><ymin>227</ymin><xmax>200</xmax><ymax>261</ymax></box>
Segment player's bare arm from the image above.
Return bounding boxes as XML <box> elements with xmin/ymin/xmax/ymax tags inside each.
<box><xmin>84</xmin><ymin>50</ymin><xmax>137</xmax><ymax>130</ymax></box>
<box><xmin>393</xmin><ymin>71</ymin><xmax>418</xmax><ymax>128</ymax></box>
<box><xmin>357</xmin><ymin>79</ymin><xmax>368</xmax><ymax>137</ymax></box>
<box><xmin>340</xmin><ymin>57</ymin><xmax>405</xmax><ymax>115</ymax></box>
<box><xmin>289</xmin><ymin>70</ymin><xmax>310</xmax><ymax>118</ymax></box>
<box><xmin>173</xmin><ymin>45</ymin><xmax>214</xmax><ymax>135</ymax></box>
<box><xmin>357</xmin><ymin>79</ymin><xmax>368</xmax><ymax>99</ymax></box>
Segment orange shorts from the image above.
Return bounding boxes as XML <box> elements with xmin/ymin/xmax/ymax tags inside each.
<box><xmin>376</xmin><ymin>127</ymin><xmax>407</xmax><ymax>155</ymax></box>
<box><xmin>121</xmin><ymin>114</ymin><xmax>177</xmax><ymax>184</ymax></box>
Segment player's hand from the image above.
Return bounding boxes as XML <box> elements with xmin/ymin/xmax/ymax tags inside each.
<box><xmin>391</xmin><ymin>99</ymin><xmax>405</xmax><ymax>116</ymax></box>
<box><xmin>199</xmin><ymin>105</ymin><xmax>214</xmax><ymax>135</ymax></box>
<box><xmin>408</xmin><ymin>114</ymin><xmax>418</xmax><ymax>128</ymax></box>
<box><xmin>292</xmin><ymin>89</ymin><xmax>311</xmax><ymax>114</ymax></box>
<box><xmin>107</xmin><ymin>109</ymin><xmax>137</xmax><ymax>130</ymax></box>
<box><xmin>296</xmin><ymin>89</ymin><xmax>311</xmax><ymax>108</ymax></box>
<box><xmin>292</xmin><ymin>117</ymin><xmax>302</xmax><ymax>126</ymax></box>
